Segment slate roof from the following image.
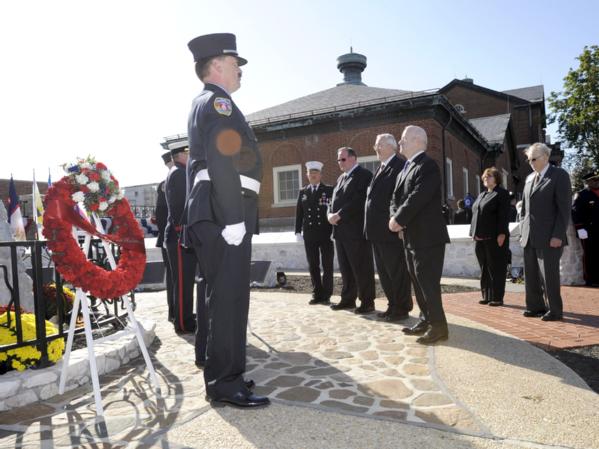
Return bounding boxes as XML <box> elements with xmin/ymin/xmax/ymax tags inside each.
<box><xmin>246</xmin><ymin>84</ymin><xmax>424</xmax><ymax>124</ymax></box>
<box><xmin>501</xmin><ymin>85</ymin><xmax>544</xmax><ymax>102</ymax></box>
<box><xmin>469</xmin><ymin>114</ymin><xmax>511</xmax><ymax>145</ymax></box>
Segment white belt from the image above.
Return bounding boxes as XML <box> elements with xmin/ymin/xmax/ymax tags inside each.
<box><xmin>194</xmin><ymin>169</ymin><xmax>261</xmax><ymax>194</ymax></box>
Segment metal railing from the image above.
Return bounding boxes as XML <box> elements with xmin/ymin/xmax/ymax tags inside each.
<box><xmin>0</xmin><ymin>240</ymin><xmax>133</xmax><ymax>370</ymax></box>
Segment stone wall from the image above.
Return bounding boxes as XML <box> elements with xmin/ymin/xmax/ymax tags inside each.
<box><xmin>251</xmin><ymin>224</ymin><xmax>586</xmax><ymax>286</ymax></box>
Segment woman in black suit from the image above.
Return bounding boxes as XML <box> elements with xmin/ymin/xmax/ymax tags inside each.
<box><xmin>470</xmin><ymin>167</ymin><xmax>510</xmax><ymax>306</ymax></box>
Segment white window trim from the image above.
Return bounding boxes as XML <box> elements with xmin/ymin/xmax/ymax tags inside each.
<box><xmin>446</xmin><ymin>158</ymin><xmax>454</xmax><ymax>200</ymax></box>
<box><xmin>475</xmin><ymin>175</ymin><xmax>481</xmax><ymax>196</ymax></box>
<box><xmin>462</xmin><ymin>167</ymin><xmax>469</xmax><ymax>197</ymax></box>
<box><xmin>273</xmin><ymin>164</ymin><xmax>302</xmax><ymax>207</ymax></box>
<box><xmin>357</xmin><ymin>155</ymin><xmax>379</xmax><ymax>164</ymax></box>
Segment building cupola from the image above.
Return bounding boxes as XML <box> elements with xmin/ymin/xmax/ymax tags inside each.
<box><xmin>337</xmin><ymin>48</ymin><xmax>367</xmax><ymax>86</ymax></box>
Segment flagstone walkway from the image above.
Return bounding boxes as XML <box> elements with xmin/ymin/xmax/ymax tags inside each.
<box><xmin>0</xmin><ymin>289</ymin><xmax>597</xmax><ymax>449</ymax></box>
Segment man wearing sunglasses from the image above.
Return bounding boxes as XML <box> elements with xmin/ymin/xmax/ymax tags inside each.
<box><xmin>520</xmin><ymin>143</ymin><xmax>572</xmax><ymax>321</ymax></box>
<box><xmin>328</xmin><ymin>147</ymin><xmax>376</xmax><ymax>314</ymax></box>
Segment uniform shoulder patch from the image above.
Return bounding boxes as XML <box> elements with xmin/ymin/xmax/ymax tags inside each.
<box><xmin>214</xmin><ymin>97</ymin><xmax>233</xmax><ymax>116</ymax></box>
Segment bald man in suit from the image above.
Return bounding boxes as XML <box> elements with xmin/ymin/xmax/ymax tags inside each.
<box><xmin>389</xmin><ymin>126</ymin><xmax>450</xmax><ymax>345</ymax></box>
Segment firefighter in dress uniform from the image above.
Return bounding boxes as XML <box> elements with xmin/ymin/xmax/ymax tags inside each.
<box><xmin>183</xmin><ymin>33</ymin><xmax>269</xmax><ymax>408</ymax></box>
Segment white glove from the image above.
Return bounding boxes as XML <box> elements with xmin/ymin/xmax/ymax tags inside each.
<box><xmin>295</xmin><ymin>233</ymin><xmax>303</xmax><ymax>242</ymax></box>
<box><xmin>577</xmin><ymin>228</ymin><xmax>589</xmax><ymax>240</ymax></box>
<box><xmin>221</xmin><ymin>222</ymin><xmax>246</xmax><ymax>246</ymax></box>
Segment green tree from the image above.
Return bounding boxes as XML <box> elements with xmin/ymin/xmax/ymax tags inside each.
<box><xmin>548</xmin><ymin>45</ymin><xmax>599</xmax><ymax>185</ymax></box>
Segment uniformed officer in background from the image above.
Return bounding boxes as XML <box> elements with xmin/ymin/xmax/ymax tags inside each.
<box><xmin>164</xmin><ymin>142</ymin><xmax>197</xmax><ymax>334</ymax></box>
<box><xmin>154</xmin><ymin>152</ymin><xmax>174</xmax><ymax>322</ymax></box>
<box><xmin>183</xmin><ymin>33</ymin><xmax>269</xmax><ymax>408</ymax></box>
<box><xmin>572</xmin><ymin>171</ymin><xmax>599</xmax><ymax>287</ymax></box>
<box><xmin>295</xmin><ymin>161</ymin><xmax>334</xmax><ymax>305</ymax></box>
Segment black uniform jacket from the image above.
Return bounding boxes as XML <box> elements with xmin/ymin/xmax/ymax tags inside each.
<box><xmin>364</xmin><ymin>155</ymin><xmax>404</xmax><ymax>242</ymax></box>
<box><xmin>390</xmin><ymin>152</ymin><xmax>450</xmax><ymax>250</ymax></box>
<box><xmin>295</xmin><ymin>183</ymin><xmax>333</xmax><ymax>241</ymax></box>
<box><xmin>329</xmin><ymin>165</ymin><xmax>373</xmax><ymax>241</ymax></box>
<box><xmin>572</xmin><ymin>188</ymin><xmax>599</xmax><ymax>234</ymax></box>
<box><xmin>165</xmin><ymin>162</ymin><xmax>187</xmax><ymax>243</ymax></box>
<box><xmin>185</xmin><ymin>83</ymin><xmax>262</xmax><ymax>236</ymax></box>
<box><xmin>155</xmin><ymin>180</ymin><xmax>168</xmax><ymax>247</ymax></box>
<box><xmin>469</xmin><ymin>186</ymin><xmax>510</xmax><ymax>239</ymax></box>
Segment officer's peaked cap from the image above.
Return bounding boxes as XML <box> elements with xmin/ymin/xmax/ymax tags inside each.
<box><xmin>306</xmin><ymin>161</ymin><xmax>324</xmax><ymax>171</ymax></box>
<box><xmin>188</xmin><ymin>33</ymin><xmax>247</xmax><ymax>66</ymax></box>
<box><xmin>168</xmin><ymin>140</ymin><xmax>189</xmax><ymax>156</ymax></box>
<box><xmin>161</xmin><ymin>152</ymin><xmax>172</xmax><ymax>164</ymax></box>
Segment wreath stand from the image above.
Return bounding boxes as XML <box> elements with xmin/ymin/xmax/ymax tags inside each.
<box><xmin>58</xmin><ymin>213</ymin><xmax>160</xmax><ymax>416</ymax></box>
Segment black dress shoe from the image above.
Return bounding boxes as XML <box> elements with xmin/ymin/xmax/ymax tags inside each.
<box><xmin>209</xmin><ymin>391</ymin><xmax>270</xmax><ymax>408</ymax></box>
<box><xmin>488</xmin><ymin>301</ymin><xmax>503</xmax><ymax>307</ymax></box>
<box><xmin>385</xmin><ymin>313</ymin><xmax>410</xmax><ymax>322</ymax></box>
<box><xmin>416</xmin><ymin>327</ymin><xmax>449</xmax><ymax>345</ymax></box>
<box><xmin>402</xmin><ymin>321</ymin><xmax>430</xmax><ymax>335</ymax></box>
<box><xmin>523</xmin><ymin>310</ymin><xmax>547</xmax><ymax>318</ymax></box>
<box><xmin>330</xmin><ymin>302</ymin><xmax>355</xmax><ymax>310</ymax></box>
<box><xmin>478</xmin><ymin>299</ymin><xmax>490</xmax><ymax>305</ymax></box>
<box><xmin>354</xmin><ymin>304</ymin><xmax>375</xmax><ymax>314</ymax></box>
<box><xmin>541</xmin><ymin>312</ymin><xmax>563</xmax><ymax>321</ymax></box>
<box><xmin>195</xmin><ymin>360</ymin><xmax>206</xmax><ymax>369</ymax></box>
<box><xmin>245</xmin><ymin>379</ymin><xmax>256</xmax><ymax>391</ymax></box>
<box><xmin>309</xmin><ymin>298</ymin><xmax>331</xmax><ymax>305</ymax></box>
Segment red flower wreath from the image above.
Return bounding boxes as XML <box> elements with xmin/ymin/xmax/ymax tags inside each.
<box><xmin>42</xmin><ymin>164</ymin><xmax>146</xmax><ymax>299</ymax></box>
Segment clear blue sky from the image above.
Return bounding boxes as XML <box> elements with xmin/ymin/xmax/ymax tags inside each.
<box><xmin>1</xmin><ymin>0</ymin><xmax>597</xmax><ymax>186</ymax></box>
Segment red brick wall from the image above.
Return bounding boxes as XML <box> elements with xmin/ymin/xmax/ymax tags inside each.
<box><xmin>443</xmin><ymin>85</ymin><xmax>511</xmax><ymax>119</ymax></box>
<box><xmin>256</xmin><ymin>117</ymin><xmax>494</xmax><ymax>218</ymax></box>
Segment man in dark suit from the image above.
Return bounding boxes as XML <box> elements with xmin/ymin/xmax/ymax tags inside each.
<box><xmin>572</xmin><ymin>171</ymin><xmax>599</xmax><ymax>287</ymax></box>
<box><xmin>295</xmin><ymin>161</ymin><xmax>334</xmax><ymax>305</ymax></box>
<box><xmin>520</xmin><ymin>143</ymin><xmax>572</xmax><ymax>321</ymax></box>
<box><xmin>328</xmin><ymin>147</ymin><xmax>376</xmax><ymax>314</ymax></box>
<box><xmin>183</xmin><ymin>33</ymin><xmax>268</xmax><ymax>408</ymax></box>
<box><xmin>365</xmin><ymin>134</ymin><xmax>412</xmax><ymax>321</ymax></box>
<box><xmin>389</xmin><ymin>126</ymin><xmax>450</xmax><ymax>344</ymax></box>
<box><xmin>165</xmin><ymin>143</ymin><xmax>197</xmax><ymax>334</ymax></box>
<box><xmin>154</xmin><ymin>152</ymin><xmax>174</xmax><ymax>322</ymax></box>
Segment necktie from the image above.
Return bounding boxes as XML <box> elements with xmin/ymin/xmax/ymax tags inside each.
<box><xmin>402</xmin><ymin>160</ymin><xmax>410</xmax><ymax>176</ymax></box>
<box><xmin>533</xmin><ymin>173</ymin><xmax>540</xmax><ymax>187</ymax></box>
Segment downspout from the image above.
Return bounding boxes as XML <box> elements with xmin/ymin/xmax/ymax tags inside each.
<box><xmin>441</xmin><ymin>109</ymin><xmax>453</xmax><ymax>204</ymax></box>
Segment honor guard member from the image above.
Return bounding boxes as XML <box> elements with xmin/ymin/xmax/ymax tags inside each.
<box><xmin>164</xmin><ymin>142</ymin><xmax>197</xmax><ymax>333</ymax></box>
<box><xmin>572</xmin><ymin>171</ymin><xmax>599</xmax><ymax>287</ymax></box>
<box><xmin>295</xmin><ymin>161</ymin><xmax>334</xmax><ymax>305</ymax></box>
<box><xmin>155</xmin><ymin>152</ymin><xmax>174</xmax><ymax>322</ymax></box>
<box><xmin>184</xmin><ymin>33</ymin><xmax>269</xmax><ymax>408</ymax></box>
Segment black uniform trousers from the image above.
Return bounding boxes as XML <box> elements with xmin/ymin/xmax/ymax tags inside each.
<box><xmin>188</xmin><ymin>221</ymin><xmax>251</xmax><ymax>399</ymax></box>
<box><xmin>372</xmin><ymin>240</ymin><xmax>413</xmax><ymax>314</ymax></box>
<box><xmin>335</xmin><ymin>238</ymin><xmax>375</xmax><ymax>306</ymax></box>
<box><xmin>161</xmin><ymin>246</ymin><xmax>174</xmax><ymax>322</ymax></box>
<box><xmin>475</xmin><ymin>239</ymin><xmax>508</xmax><ymax>302</ymax></box>
<box><xmin>304</xmin><ymin>238</ymin><xmax>334</xmax><ymax>301</ymax></box>
<box><xmin>523</xmin><ymin>245</ymin><xmax>563</xmax><ymax>315</ymax></box>
<box><xmin>405</xmin><ymin>244</ymin><xmax>447</xmax><ymax>328</ymax></box>
<box><xmin>195</xmin><ymin>275</ymin><xmax>208</xmax><ymax>365</ymax></box>
<box><xmin>581</xmin><ymin>236</ymin><xmax>599</xmax><ymax>285</ymax></box>
<box><xmin>165</xmin><ymin>241</ymin><xmax>197</xmax><ymax>332</ymax></box>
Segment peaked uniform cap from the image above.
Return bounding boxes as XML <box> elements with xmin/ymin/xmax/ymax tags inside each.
<box><xmin>187</xmin><ymin>33</ymin><xmax>247</xmax><ymax>66</ymax></box>
<box><xmin>305</xmin><ymin>161</ymin><xmax>324</xmax><ymax>171</ymax></box>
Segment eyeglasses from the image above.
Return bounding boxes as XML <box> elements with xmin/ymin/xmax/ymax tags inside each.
<box><xmin>337</xmin><ymin>158</ymin><xmax>347</xmax><ymax>162</ymax></box>
<box><xmin>527</xmin><ymin>156</ymin><xmax>542</xmax><ymax>163</ymax></box>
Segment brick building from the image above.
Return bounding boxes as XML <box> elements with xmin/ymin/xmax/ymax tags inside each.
<box><xmin>164</xmin><ymin>51</ymin><xmax>558</xmax><ymax>229</ymax></box>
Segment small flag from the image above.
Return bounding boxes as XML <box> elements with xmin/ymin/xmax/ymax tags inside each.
<box><xmin>32</xmin><ymin>170</ymin><xmax>44</xmax><ymax>238</ymax></box>
<box><xmin>7</xmin><ymin>176</ymin><xmax>26</xmax><ymax>241</ymax></box>
<box><xmin>47</xmin><ymin>168</ymin><xmax>52</xmax><ymax>187</ymax></box>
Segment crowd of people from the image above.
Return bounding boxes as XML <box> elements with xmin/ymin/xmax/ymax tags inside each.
<box><xmin>149</xmin><ymin>33</ymin><xmax>596</xmax><ymax>409</ymax></box>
